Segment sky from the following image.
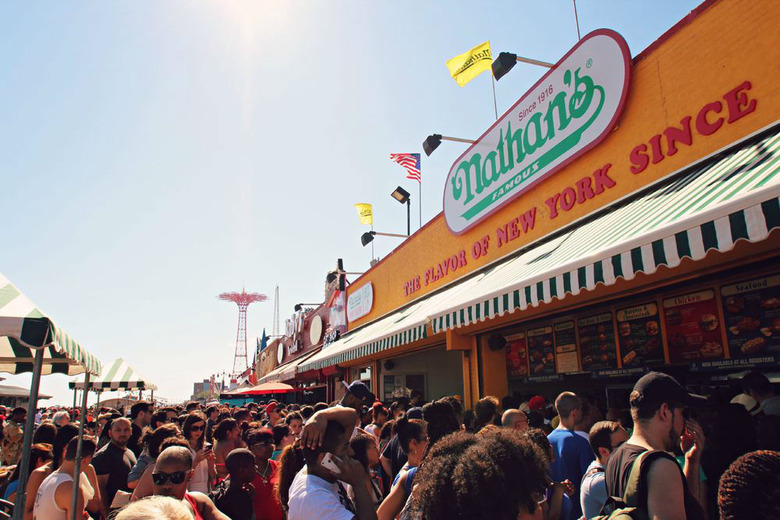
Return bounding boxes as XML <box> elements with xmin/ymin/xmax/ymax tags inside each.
<box><xmin>0</xmin><ymin>0</ymin><xmax>704</xmax><ymax>405</ymax></box>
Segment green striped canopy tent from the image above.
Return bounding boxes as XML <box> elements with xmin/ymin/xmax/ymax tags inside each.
<box><xmin>0</xmin><ymin>271</ymin><xmax>102</xmax><ymax>520</ymax></box>
<box><xmin>69</xmin><ymin>357</ymin><xmax>157</xmax><ymax>392</ymax></box>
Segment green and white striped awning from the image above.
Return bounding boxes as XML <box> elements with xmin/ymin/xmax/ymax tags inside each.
<box><xmin>300</xmin><ymin>126</ymin><xmax>780</xmax><ymax>372</ymax></box>
<box><xmin>430</xmin><ymin>126</ymin><xmax>780</xmax><ymax>333</ymax></box>
<box><xmin>0</xmin><ymin>272</ymin><xmax>101</xmax><ymax>376</ymax></box>
<box><xmin>69</xmin><ymin>357</ymin><xmax>157</xmax><ymax>391</ymax></box>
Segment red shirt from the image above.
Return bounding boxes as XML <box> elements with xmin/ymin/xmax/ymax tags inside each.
<box><xmin>251</xmin><ymin>459</ymin><xmax>283</xmax><ymax>520</ymax></box>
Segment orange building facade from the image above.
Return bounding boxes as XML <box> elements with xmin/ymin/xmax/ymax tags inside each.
<box><xmin>299</xmin><ymin>0</ymin><xmax>780</xmax><ymax>408</ymax></box>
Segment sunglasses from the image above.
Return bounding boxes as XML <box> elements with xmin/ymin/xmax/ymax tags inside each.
<box><xmin>190</xmin><ymin>424</ymin><xmax>205</xmax><ymax>432</ymax></box>
<box><xmin>152</xmin><ymin>471</ymin><xmax>187</xmax><ymax>485</ymax></box>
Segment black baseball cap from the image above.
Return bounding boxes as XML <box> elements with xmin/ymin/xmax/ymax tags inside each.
<box><xmin>343</xmin><ymin>380</ymin><xmax>376</xmax><ymax>403</ymax></box>
<box><xmin>632</xmin><ymin>372</ymin><xmax>707</xmax><ymax>407</ymax></box>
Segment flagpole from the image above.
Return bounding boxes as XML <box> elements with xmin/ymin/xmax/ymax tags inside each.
<box><xmin>418</xmin><ymin>180</ymin><xmax>422</xmax><ymax>229</ymax></box>
<box><xmin>491</xmin><ymin>74</ymin><xmax>499</xmax><ymax>120</ymax></box>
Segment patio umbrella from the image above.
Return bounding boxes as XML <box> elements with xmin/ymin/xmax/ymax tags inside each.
<box><xmin>0</xmin><ymin>272</ymin><xmax>102</xmax><ymax>520</ymax></box>
<box><xmin>237</xmin><ymin>381</ymin><xmax>296</xmax><ymax>395</ymax></box>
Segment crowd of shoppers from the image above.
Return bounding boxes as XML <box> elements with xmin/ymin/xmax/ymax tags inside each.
<box><xmin>0</xmin><ymin>369</ymin><xmax>777</xmax><ymax>519</ymax></box>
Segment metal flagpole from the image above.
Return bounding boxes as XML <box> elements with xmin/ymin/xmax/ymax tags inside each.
<box><xmin>418</xmin><ymin>181</ymin><xmax>422</xmax><ymax>229</ymax></box>
<box><xmin>573</xmin><ymin>0</ymin><xmax>582</xmax><ymax>40</ymax></box>
<box><xmin>71</xmin><ymin>371</ymin><xmax>90</xmax><ymax>520</ymax></box>
<box><xmin>12</xmin><ymin>347</ymin><xmax>45</xmax><ymax>520</ymax></box>
<box><xmin>491</xmin><ymin>74</ymin><xmax>499</xmax><ymax>120</ymax></box>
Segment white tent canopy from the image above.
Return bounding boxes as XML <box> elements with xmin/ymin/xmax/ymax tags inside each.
<box><xmin>69</xmin><ymin>357</ymin><xmax>157</xmax><ymax>391</ymax></box>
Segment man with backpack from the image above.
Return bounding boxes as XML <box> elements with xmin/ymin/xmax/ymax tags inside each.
<box><xmin>603</xmin><ymin>372</ymin><xmax>706</xmax><ymax>520</ymax></box>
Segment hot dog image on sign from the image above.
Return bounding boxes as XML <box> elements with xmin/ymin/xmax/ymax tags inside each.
<box><xmin>443</xmin><ymin>30</ymin><xmax>631</xmax><ymax>234</ymax></box>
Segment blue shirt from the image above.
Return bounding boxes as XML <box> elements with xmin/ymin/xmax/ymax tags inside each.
<box><xmin>548</xmin><ymin>428</ymin><xmax>595</xmax><ymax>520</ymax></box>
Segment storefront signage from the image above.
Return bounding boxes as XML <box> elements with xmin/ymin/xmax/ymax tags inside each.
<box><xmin>527</xmin><ymin>374</ymin><xmax>564</xmax><ymax>383</ymax></box>
<box><xmin>347</xmin><ymin>282</ymin><xmax>374</xmax><ymax>322</ymax></box>
<box><xmin>277</xmin><ymin>344</ymin><xmax>285</xmax><ymax>364</ymax></box>
<box><xmin>663</xmin><ymin>290</ymin><xmax>724</xmax><ymax>362</ymax></box>
<box><xmin>443</xmin><ymin>30</ymin><xmax>631</xmax><ymax>234</ymax></box>
<box><xmin>721</xmin><ymin>275</ymin><xmax>780</xmax><ymax>358</ymax></box>
<box><xmin>690</xmin><ymin>353</ymin><xmax>780</xmax><ymax>372</ymax></box>
<box><xmin>591</xmin><ymin>366</ymin><xmax>648</xmax><ymax>379</ymax></box>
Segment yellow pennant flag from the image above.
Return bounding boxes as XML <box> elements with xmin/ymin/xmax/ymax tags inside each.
<box><xmin>354</xmin><ymin>203</ymin><xmax>373</xmax><ymax>225</ymax></box>
<box><xmin>446</xmin><ymin>41</ymin><xmax>492</xmax><ymax>87</ymax></box>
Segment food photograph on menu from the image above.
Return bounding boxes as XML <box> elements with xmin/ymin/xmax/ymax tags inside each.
<box><xmin>616</xmin><ymin>302</ymin><xmax>665</xmax><ymax>366</ymax></box>
<box><xmin>721</xmin><ymin>274</ymin><xmax>780</xmax><ymax>357</ymax></box>
<box><xmin>662</xmin><ymin>289</ymin><xmax>724</xmax><ymax>362</ymax></box>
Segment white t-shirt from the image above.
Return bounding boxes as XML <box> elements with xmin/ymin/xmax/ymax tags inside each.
<box><xmin>287</xmin><ymin>467</ymin><xmax>355</xmax><ymax>520</ymax></box>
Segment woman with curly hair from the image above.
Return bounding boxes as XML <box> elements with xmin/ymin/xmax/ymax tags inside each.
<box><xmin>718</xmin><ymin>450</ymin><xmax>780</xmax><ymax>520</ymax></box>
<box><xmin>414</xmin><ymin>429</ymin><xmax>549</xmax><ymax>520</ymax></box>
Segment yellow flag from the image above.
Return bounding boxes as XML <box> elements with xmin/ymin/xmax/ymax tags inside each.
<box><xmin>354</xmin><ymin>203</ymin><xmax>373</xmax><ymax>225</ymax></box>
<box><xmin>446</xmin><ymin>41</ymin><xmax>492</xmax><ymax>87</ymax></box>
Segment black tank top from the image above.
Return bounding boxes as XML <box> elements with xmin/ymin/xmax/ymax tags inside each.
<box><xmin>605</xmin><ymin>443</ymin><xmax>704</xmax><ymax>520</ymax></box>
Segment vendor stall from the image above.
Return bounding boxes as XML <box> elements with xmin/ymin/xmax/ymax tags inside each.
<box><xmin>0</xmin><ymin>272</ymin><xmax>102</xmax><ymax>520</ymax></box>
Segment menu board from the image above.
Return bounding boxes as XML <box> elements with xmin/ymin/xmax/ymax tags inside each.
<box><xmin>527</xmin><ymin>326</ymin><xmax>555</xmax><ymax>376</ymax></box>
<box><xmin>554</xmin><ymin>321</ymin><xmax>579</xmax><ymax>373</ymax></box>
<box><xmin>578</xmin><ymin>312</ymin><xmax>618</xmax><ymax>370</ymax></box>
<box><xmin>504</xmin><ymin>332</ymin><xmax>529</xmax><ymax>377</ymax></box>
<box><xmin>616</xmin><ymin>302</ymin><xmax>664</xmax><ymax>366</ymax></box>
<box><xmin>721</xmin><ymin>275</ymin><xmax>780</xmax><ymax>357</ymax></box>
<box><xmin>663</xmin><ymin>290</ymin><xmax>724</xmax><ymax>362</ymax></box>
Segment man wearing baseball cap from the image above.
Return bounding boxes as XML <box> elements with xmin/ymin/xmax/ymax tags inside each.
<box><xmin>605</xmin><ymin>372</ymin><xmax>706</xmax><ymax>520</ymax></box>
<box><xmin>340</xmin><ymin>381</ymin><xmax>376</xmax><ymax>413</ymax></box>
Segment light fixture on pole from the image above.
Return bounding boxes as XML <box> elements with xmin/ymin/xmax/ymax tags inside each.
<box><xmin>390</xmin><ymin>186</ymin><xmax>411</xmax><ymax>236</ymax></box>
<box><xmin>423</xmin><ymin>134</ymin><xmax>476</xmax><ymax>156</ymax></box>
<box><xmin>294</xmin><ymin>303</ymin><xmax>321</xmax><ymax>312</ymax></box>
<box><xmin>492</xmin><ymin>52</ymin><xmax>554</xmax><ymax>81</ymax></box>
<box><xmin>360</xmin><ymin>230</ymin><xmax>409</xmax><ymax>247</ymax></box>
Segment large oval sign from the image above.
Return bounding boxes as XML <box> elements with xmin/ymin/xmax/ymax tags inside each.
<box><xmin>443</xmin><ymin>29</ymin><xmax>631</xmax><ymax>234</ymax></box>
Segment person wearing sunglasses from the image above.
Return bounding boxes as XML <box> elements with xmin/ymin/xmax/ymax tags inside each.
<box><xmin>148</xmin><ymin>445</ymin><xmax>229</xmax><ymax>520</ymax></box>
<box><xmin>183</xmin><ymin>412</ymin><xmax>216</xmax><ymax>494</ymax></box>
<box><xmin>246</xmin><ymin>427</ymin><xmax>284</xmax><ymax>520</ymax></box>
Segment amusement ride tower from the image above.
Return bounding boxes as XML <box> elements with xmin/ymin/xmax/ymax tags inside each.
<box><xmin>218</xmin><ymin>288</ymin><xmax>267</xmax><ymax>376</ymax></box>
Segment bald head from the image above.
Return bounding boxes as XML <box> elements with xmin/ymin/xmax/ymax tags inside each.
<box><xmin>157</xmin><ymin>446</ymin><xmax>193</xmax><ymax>471</ymax></box>
<box><xmin>501</xmin><ymin>409</ymin><xmax>529</xmax><ymax>431</ymax></box>
<box><xmin>111</xmin><ymin>417</ymin><xmax>131</xmax><ymax>430</ymax></box>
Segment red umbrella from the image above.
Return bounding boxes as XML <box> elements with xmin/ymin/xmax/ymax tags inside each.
<box><xmin>234</xmin><ymin>381</ymin><xmax>296</xmax><ymax>395</ymax></box>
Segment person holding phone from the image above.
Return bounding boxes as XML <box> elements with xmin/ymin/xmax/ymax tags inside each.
<box><xmin>184</xmin><ymin>412</ymin><xmax>216</xmax><ymax>494</ymax></box>
<box><xmin>289</xmin><ymin>406</ymin><xmax>378</xmax><ymax>520</ymax></box>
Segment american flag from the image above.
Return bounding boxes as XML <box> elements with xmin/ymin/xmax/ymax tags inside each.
<box><xmin>390</xmin><ymin>153</ymin><xmax>421</xmax><ymax>183</ymax></box>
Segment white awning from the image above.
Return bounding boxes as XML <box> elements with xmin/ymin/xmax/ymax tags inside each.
<box><xmin>260</xmin><ymin>348</ymin><xmax>322</xmax><ymax>383</ymax></box>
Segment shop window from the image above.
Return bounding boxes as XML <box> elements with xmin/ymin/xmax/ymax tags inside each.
<box><xmin>351</xmin><ymin>366</ymin><xmax>372</xmax><ymax>390</ymax></box>
<box><xmin>383</xmin><ymin>374</ymin><xmax>425</xmax><ymax>402</ymax></box>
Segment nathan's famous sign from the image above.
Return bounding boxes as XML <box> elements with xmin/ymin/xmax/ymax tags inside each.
<box><xmin>443</xmin><ymin>30</ymin><xmax>631</xmax><ymax>234</ymax></box>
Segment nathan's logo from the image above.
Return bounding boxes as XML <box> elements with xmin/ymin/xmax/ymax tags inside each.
<box><xmin>444</xmin><ymin>30</ymin><xmax>631</xmax><ymax>234</ymax></box>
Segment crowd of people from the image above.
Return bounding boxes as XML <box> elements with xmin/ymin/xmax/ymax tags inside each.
<box><xmin>0</xmin><ymin>370</ymin><xmax>777</xmax><ymax>519</ymax></box>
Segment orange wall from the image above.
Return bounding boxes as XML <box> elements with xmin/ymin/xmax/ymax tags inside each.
<box><xmin>348</xmin><ymin>0</ymin><xmax>780</xmax><ymax>329</ymax></box>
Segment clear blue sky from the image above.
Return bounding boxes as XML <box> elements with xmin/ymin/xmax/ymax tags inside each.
<box><xmin>0</xmin><ymin>0</ymin><xmax>702</xmax><ymax>404</ymax></box>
